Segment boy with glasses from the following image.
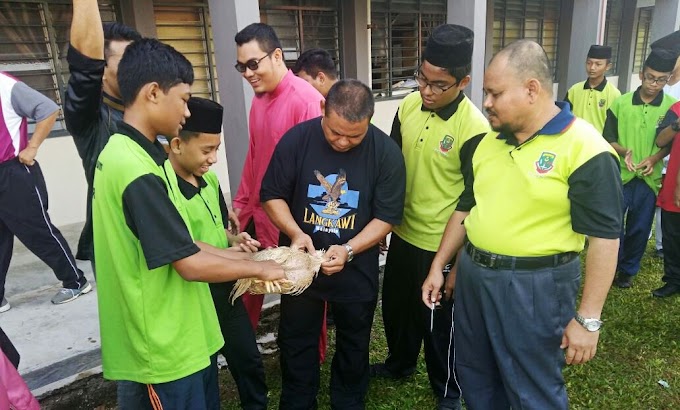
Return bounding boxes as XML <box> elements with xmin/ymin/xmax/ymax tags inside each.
<box><xmin>603</xmin><ymin>49</ymin><xmax>677</xmax><ymax>289</ymax></box>
<box><xmin>370</xmin><ymin>24</ymin><xmax>488</xmax><ymax>410</ymax></box>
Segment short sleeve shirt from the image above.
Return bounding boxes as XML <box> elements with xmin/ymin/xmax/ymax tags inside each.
<box><xmin>565</xmin><ymin>78</ymin><xmax>621</xmax><ymax>133</ymax></box>
<box><xmin>93</xmin><ymin>122</ymin><xmax>223</xmax><ymax>384</ymax></box>
<box><xmin>391</xmin><ymin>91</ymin><xmax>489</xmax><ymax>251</ymax></box>
<box><xmin>463</xmin><ymin>103</ymin><xmax>623</xmax><ymax>256</ymax></box>
<box><xmin>261</xmin><ymin>118</ymin><xmax>406</xmax><ymax>302</ymax></box>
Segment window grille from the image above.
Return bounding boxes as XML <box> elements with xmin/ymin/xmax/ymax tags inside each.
<box><xmin>153</xmin><ymin>2</ymin><xmax>218</xmax><ymax>101</ymax></box>
<box><xmin>259</xmin><ymin>0</ymin><xmax>342</xmax><ymax>74</ymax></box>
<box><xmin>0</xmin><ymin>0</ymin><xmax>118</xmax><ymax>136</ymax></box>
<box><xmin>604</xmin><ymin>0</ymin><xmax>623</xmax><ymax>76</ymax></box>
<box><xmin>370</xmin><ymin>0</ymin><xmax>446</xmax><ymax>99</ymax></box>
<box><xmin>492</xmin><ymin>0</ymin><xmax>561</xmax><ymax>81</ymax></box>
<box><xmin>632</xmin><ymin>6</ymin><xmax>653</xmax><ymax>74</ymax></box>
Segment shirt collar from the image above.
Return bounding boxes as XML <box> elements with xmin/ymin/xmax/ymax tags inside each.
<box><xmin>176</xmin><ymin>175</ymin><xmax>207</xmax><ymax>200</ymax></box>
<box><xmin>420</xmin><ymin>91</ymin><xmax>465</xmax><ymax>121</ymax></box>
<box><xmin>117</xmin><ymin>122</ymin><xmax>168</xmax><ymax>165</ymax></box>
<box><xmin>632</xmin><ymin>86</ymin><xmax>665</xmax><ymax>106</ymax></box>
<box><xmin>496</xmin><ymin>101</ymin><xmax>575</xmax><ymax>146</ymax></box>
<box><xmin>583</xmin><ymin>77</ymin><xmax>608</xmax><ymax>92</ymax></box>
<box><xmin>266</xmin><ymin>69</ymin><xmax>294</xmax><ymax>99</ymax></box>
<box><xmin>103</xmin><ymin>91</ymin><xmax>124</xmax><ymax>112</ymax></box>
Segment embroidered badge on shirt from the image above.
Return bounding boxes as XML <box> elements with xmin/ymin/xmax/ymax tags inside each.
<box><xmin>535</xmin><ymin>151</ymin><xmax>557</xmax><ymax>174</ymax></box>
<box><xmin>439</xmin><ymin>135</ymin><xmax>454</xmax><ymax>153</ymax></box>
<box><xmin>598</xmin><ymin>99</ymin><xmax>606</xmax><ymax>108</ymax></box>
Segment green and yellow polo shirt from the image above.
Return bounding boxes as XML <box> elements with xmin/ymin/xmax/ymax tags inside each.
<box><xmin>391</xmin><ymin>91</ymin><xmax>489</xmax><ymax>252</ymax></box>
<box><xmin>602</xmin><ymin>87</ymin><xmax>676</xmax><ymax>193</ymax></box>
<box><xmin>459</xmin><ymin>102</ymin><xmax>622</xmax><ymax>256</ymax></box>
<box><xmin>93</xmin><ymin>122</ymin><xmax>223</xmax><ymax>384</ymax></box>
<box><xmin>564</xmin><ymin>78</ymin><xmax>621</xmax><ymax>133</ymax></box>
<box><xmin>175</xmin><ymin>170</ymin><xmax>229</xmax><ymax>249</ymax></box>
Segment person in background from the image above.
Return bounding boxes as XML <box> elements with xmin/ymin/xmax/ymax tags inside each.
<box><xmin>0</xmin><ymin>71</ymin><xmax>91</xmax><ymax>312</ymax></box>
<box><xmin>64</xmin><ymin>0</ymin><xmax>142</xmax><ymax>269</ymax></box>
<box><xmin>603</xmin><ymin>49</ymin><xmax>677</xmax><ymax>289</ymax></box>
<box><xmin>293</xmin><ymin>48</ymin><xmax>339</xmax><ymax>98</ymax></box>
<box><xmin>564</xmin><ymin>45</ymin><xmax>621</xmax><ymax>134</ymax></box>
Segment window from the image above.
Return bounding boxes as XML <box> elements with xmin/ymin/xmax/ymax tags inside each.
<box><xmin>370</xmin><ymin>0</ymin><xmax>446</xmax><ymax>99</ymax></box>
<box><xmin>632</xmin><ymin>7</ymin><xmax>653</xmax><ymax>74</ymax></box>
<box><xmin>604</xmin><ymin>0</ymin><xmax>623</xmax><ymax>76</ymax></box>
<box><xmin>153</xmin><ymin>2</ymin><xmax>217</xmax><ymax>101</ymax></box>
<box><xmin>492</xmin><ymin>0</ymin><xmax>561</xmax><ymax>81</ymax></box>
<box><xmin>259</xmin><ymin>0</ymin><xmax>341</xmax><ymax>73</ymax></box>
<box><xmin>0</xmin><ymin>0</ymin><xmax>118</xmax><ymax>135</ymax></box>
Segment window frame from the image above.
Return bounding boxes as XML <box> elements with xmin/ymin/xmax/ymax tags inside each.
<box><xmin>370</xmin><ymin>0</ymin><xmax>447</xmax><ymax>100</ymax></box>
<box><xmin>492</xmin><ymin>0</ymin><xmax>562</xmax><ymax>81</ymax></box>
<box><xmin>0</xmin><ymin>0</ymin><xmax>120</xmax><ymax>137</ymax></box>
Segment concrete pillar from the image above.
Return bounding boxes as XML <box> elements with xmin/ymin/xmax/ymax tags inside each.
<box><xmin>207</xmin><ymin>0</ymin><xmax>259</xmax><ymax>196</ymax></box>
<box><xmin>618</xmin><ymin>0</ymin><xmax>640</xmax><ymax>92</ymax></box>
<box><xmin>651</xmin><ymin>0</ymin><xmax>680</xmax><ymax>42</ymax></box>
<box><xmin>447</xmin><ymin>0</ymin><xmax>487</xmax><ymax>108</ymax></box>
<box><xmin>119</xmin><ymin>0</ymin><xmax>157</xmax><ymax>38</ymax></box>
<box><xmin>341</xmin><ymin>0</ymin><xmax>371</xmax><ymax>86</ymax></box>
<box><xmin>557</xmin><ymin>0</ymin><xmax>606</xmax><ymax>99</ymax></box>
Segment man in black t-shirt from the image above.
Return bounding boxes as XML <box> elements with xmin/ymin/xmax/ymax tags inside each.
<box><xmin>261</xmin><ymin>80</ymin><xmax>406</xmax><ymax>409</ymax></box>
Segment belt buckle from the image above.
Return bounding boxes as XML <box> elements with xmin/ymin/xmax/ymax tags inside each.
<box><xmin>488</xmin><ymin>253</ymin><xmax>498</xmax><ymax>269</ymax></box>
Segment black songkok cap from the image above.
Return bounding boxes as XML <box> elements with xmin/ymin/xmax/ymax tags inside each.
<box><xmin>651</xmin><ymin>30</ymin><xmax>680</xmax><ymax>58</ymax></box>
<box><xmin>587</xmin><ymin>45</ymin><xmax>612</xmax><ymax>59</ymax></box>
<box><xmin>645</xmin><ymin>49</ymin><xmax>677</xmax><ymax>73</ymax></box>
<box><xmin>183</xmin><ymin>97</ymin><xmax>223</xmax><ymax>134</ymax></box>
<box><xmin>423</xmin><ymin>24</ymin><xmax>473</xmax><ymax>70</ymax></box>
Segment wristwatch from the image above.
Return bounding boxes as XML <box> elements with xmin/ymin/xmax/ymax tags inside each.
<box><xmin>575</xmin><ymin>313</ymin><xmax>603</xmax><ymax>332</ymax></box>
<box><xmin>671</xmin><ymin>121</ymin><xmax>680</xmax><ymax>132</ymax></box>
<box><xmin>343</xmin><ymin>243</ymin><xmax>354</xmax><ymax>262</ymax></box>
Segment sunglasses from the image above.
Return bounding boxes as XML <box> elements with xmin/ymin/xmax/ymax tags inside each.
<box><xmin>234</xmin><ymin>49</ymin><xmax>275</xmax><ymax>73</ymax></box>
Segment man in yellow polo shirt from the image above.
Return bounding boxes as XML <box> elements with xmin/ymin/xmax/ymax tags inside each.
<box><xmin>422</xmin><ymin>40</ymin><xmax>622</xmax><ymax>409</ymax></box>
<box><xmin>370</xmin><ymin>24</ymin><xmax>488</xmax><ymax>410</ymax></box>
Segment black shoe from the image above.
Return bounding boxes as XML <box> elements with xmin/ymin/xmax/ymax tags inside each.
<box><xmin>652</xmin><ymin>283</ymin><xmax>680</xmax><ymax>298</ymax></box>
<box><xmin>438</xmin><ymin>397</ymin><xmax>462</xmax><ymax>410</ymax></box>
<box><xmin>369</xmin><ymin>363</ymin><xmax>413</xmax><ymax>380</ymax></box>
<box><xmin>614</xmin><ymin>273</ymin><xmax>633</xmax><ymax>289</ymax></box>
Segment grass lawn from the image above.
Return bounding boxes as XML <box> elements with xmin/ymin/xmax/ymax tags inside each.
<box><xmin>219</xmin><ymin>240</ymin><xmax>680</xmax><ymax>409</ymax></box>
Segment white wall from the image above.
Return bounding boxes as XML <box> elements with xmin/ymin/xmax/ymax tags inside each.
<box><xmin>373</xmin><ymin>99</ymin><xmax>403</xmax><ymax>134</ymax></box>
<box><xmin>35</xmin><ymin>133</ymin><xmax>232</xmax><ymax>227</ymax></box>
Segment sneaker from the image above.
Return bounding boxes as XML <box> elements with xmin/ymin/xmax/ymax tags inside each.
<box><xmin>655</xmin><ymin>249</ymin><xmax>664</xmax><ymax>259</ymax></box>
<box><xmin>51</xmin><ymin>280</ymin><xmax>93</xmax><ymax>305</ymax></box>
<box><xmin>0</xmin><ymin>297</ymin><xmax>9</xmax><ymax>313</ymax></box>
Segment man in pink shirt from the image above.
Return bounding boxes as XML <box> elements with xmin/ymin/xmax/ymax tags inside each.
<box><xmin>233</xmin><ymin>23</ymin><xmax>324</xmax><ymax>328</ymax></box>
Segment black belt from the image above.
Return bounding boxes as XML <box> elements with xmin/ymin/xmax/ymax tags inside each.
<box><xmin>464</xmin><ymin>242</ymin><xmax>578</xmax><ymax>270</ymax></box>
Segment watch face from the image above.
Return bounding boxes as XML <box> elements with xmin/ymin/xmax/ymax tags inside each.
<box><xmin>585</xmin><ymin>320</ymin><xmax>602</xmax><ymax>331</ymax></box>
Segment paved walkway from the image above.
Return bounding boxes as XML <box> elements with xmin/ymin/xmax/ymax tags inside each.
<box><xmin>2</xmin><ymin>222</ymin><xmax>386</xmax><ymax>397</ymax></box>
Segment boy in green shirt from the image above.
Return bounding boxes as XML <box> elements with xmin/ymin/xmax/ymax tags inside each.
<box><xmin>166</xmin><ymin>96</ymin><xmax>268</xmax><ymax>408</ymax></box>
<box><xmin>603</xmin><ymin>49</ymin><xmax>677</xmax><ymax>289</ymax></box>
<box><xmin>93</xmin><ymin>38</ymin><xmax>283</xmax><ymax>409</ymax></box>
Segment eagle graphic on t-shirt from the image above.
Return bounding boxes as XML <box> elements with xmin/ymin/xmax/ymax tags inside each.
<box><xmin>314</xmin><ymin>168</ymin><xmax>346</xmax><ymax>215</ymax></box>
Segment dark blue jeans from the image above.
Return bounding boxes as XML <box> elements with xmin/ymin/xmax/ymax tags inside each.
<box><xmin>454</xmin><ymin>250</ymin><xmax>580</xmax><ymax>410</ymax></box>
<box><xmin>618</xmin><ymin>178</ymin><xmax>657</xmax><ymax>276</ymax></box>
